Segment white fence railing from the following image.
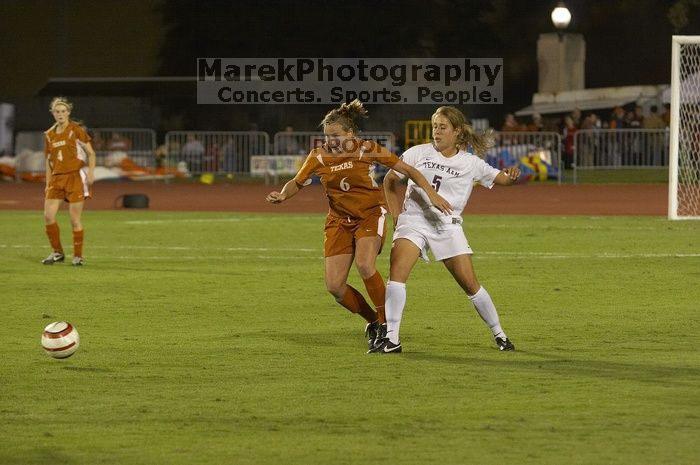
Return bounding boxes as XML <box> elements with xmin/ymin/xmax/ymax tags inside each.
<box><xmin>486</xmin><ymin>131</ymin><xmax>562</xmax><ymax>183</ymax></box>
<box><xmin>164</xmin><ymin>131</ymin><xmax>270</xmax><ymax>175</ymax></box>
<box><xmin>573</xmin><ymin>129</ymin><xmax>669</xmax><ymax>183</ymax></box>
<box><xmin>12</xmin><ymin>127</ymin><xmax>675</xmax><ymax>184</ymax></box>
<box><xmin>12</xmin><ymin>128</ymin><xmax>157</xmax><ymax>176</ymax></box>
<box><xmin>91</xmin><ymin>128</ymin><xmax>157</xmax><ymax>168</ymax></box>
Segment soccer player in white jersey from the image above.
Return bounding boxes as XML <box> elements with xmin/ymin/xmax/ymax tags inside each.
<box><xmin>373</xmin><ymin>106</ymin><xmax>520</xmax><ymax>353</ymax></box>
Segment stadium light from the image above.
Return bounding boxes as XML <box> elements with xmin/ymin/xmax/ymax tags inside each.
<box><xmin>551</xmin><ymin>2</ymin><xmax>572</xmax><ymax>34</ymax></box>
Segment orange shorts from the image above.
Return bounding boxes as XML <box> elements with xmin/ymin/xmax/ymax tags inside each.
<box><xmin>46</xmin><ymin>170</ymin><xmax>91</xmax><ymax>203</ymax></box>
<box><xmin>323</xmin><ymin>207</ymin><xmax>388</xmax><ymax>257</ymax></box>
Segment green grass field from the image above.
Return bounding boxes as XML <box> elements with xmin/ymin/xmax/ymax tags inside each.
<box><xmin>566</xmin><ymin>168</ymin><xmax>669</xmax><ymax>184</ymax></box>
<box><xmin>1</xmin><ymin>210</ymin><xmax>699</xmax><ymax>465</ymax></box>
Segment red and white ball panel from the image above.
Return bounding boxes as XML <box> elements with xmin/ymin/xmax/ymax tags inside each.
<box><xmin>41</xmin><ymin>321</ymin><xmax>80</xmax><ymax>359</ymax></box>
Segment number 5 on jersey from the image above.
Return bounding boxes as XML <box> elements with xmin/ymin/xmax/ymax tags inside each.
<box><xmin>431</xmin><ymin>175</ymin><xmax>442</xmax><ymax>192</ymax></box>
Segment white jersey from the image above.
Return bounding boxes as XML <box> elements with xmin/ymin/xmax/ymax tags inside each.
<box><xmin>393</xmin><ymin>143</ymin><xmax>500</xmax><ymax>230</ymax></box>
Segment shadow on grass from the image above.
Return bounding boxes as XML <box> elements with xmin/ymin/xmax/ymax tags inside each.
<box><xmin>272</xmin><ymin>329</ymin><xmax>363</xmax><ymax>348</ymax></box>
<box><xmin>401</xmin><ymin>349</ymin><xmax>700</xmax><ymax>387</ymax></box>
<box><xmin>236</xmin><ymin>330</ymin><xmax>700</xmax><ymax>387</ymax></box>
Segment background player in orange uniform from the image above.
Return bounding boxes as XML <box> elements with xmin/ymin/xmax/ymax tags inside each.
<box><xmin>42</xmin><ymin>97</ymin><xmax>96</xmax><ymax>266</ymax></box>
<box><xmin>266</xmin><ymin>100</ymin><xmax>451</xmax><ymax>351</ymax></box>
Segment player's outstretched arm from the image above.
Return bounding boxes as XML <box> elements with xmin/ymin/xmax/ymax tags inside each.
<box><xmin>392</xmin><ymin>160</ymin><xmax>453</xmax><ymax>215</ymax></box>
<box><xmin>494</xmin><ymin>166</ymin><xmax>521</xmax><ymax>186</ymax></box>
<box><xmin>268</xmin><ymin>150</ymin><xmax>318</xmax><ymax>204</ymax></box>
<box><xmin>266</xmin><ymin>179</ymin><xmax>300</xmax><ymax>204</ymax></box>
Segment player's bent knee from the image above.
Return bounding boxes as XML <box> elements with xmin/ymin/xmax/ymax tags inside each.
<box><xmin>354</xmin><ymin>262</ymin><xmax>376</xmax><ymax>279</ymax></box>
<box><xmin>326</xmin><ymin>284</ymin><xmax>345</xmax><ymax>300</ymax></box>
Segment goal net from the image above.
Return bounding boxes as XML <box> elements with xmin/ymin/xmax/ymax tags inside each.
<box><xmin>669</xmin><ymin>35</ymin><xmax>700</xmax><ymax>219</ymax></box>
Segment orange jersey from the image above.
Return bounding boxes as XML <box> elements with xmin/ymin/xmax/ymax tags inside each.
<box><xmin>293</xmin><ymin>140</ymin><xmax>401</xmax><ymax>219</ymax></box>
<box><xmin>44</xmin><ymin>121</ymin><xmax>91</xmax><ymax>174</ymax></box>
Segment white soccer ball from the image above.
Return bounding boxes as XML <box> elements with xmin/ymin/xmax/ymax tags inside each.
<box><xmin>41</xmin><ymin>321</ymin><xmax>80</xmax><ymax>359</ymax></box>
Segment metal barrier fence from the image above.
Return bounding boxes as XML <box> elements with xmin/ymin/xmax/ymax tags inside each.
<box><xmin>272</xmin><ymin>131</ymin><xmax>398</xmax><ymax>155</ymax></box>
<box><xmin>487</xmin><ymin>131</ymin><xmax>562</xmax><ymax>184</ymax></box>
<box><xmin>22</xmin><ymin>127</ymin><xmax>668</xmax><ymax>187</ymax></box>
<box><xmin>573</xmin><ymin>129</ymin><xmax>669</xmax><ymax>183</ymax></box>
<box><xmin>164</xmin><ymin>131</ymin><xmax>270</xmax><ymax>175</ymax></box>
<box><xmin>90</xmin><ymin>128</ymin><xmax>157</xmax><ymax>168</ymax></box>
<box><xmin>12</xmin><ymin>128</ymin><xmax>156</xmax><ymax>177</ymax></box>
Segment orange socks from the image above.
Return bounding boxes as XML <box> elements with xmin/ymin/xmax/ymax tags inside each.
<box><xmin>336</xmin><ymin>273</ymin><xmax>386</xmax><ymax>324</ymax></box>
<box><xmin>73</xmin><ymin>230</ymin><xmax>84</xmax><ymax>258</ymax></box>
<box><xmin>362</xmin><ymin>271</ymin><xmax>387</xmax><ymax>324</ymax></box>
<box><xmin>45</xmin><ymin>223</ymin><xmax>63</xmax><ymax>254</ymax></box>
<box><xmin>338</xmin><ymin>285</ymin><xmax>377</xmax><ymax>323</ymax></box>
<box><xmin>45</xmin><ymin>224</ymin><xmax>84</xmax><ymax>258</ymax></box>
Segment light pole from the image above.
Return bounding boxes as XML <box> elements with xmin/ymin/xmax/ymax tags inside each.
<box><xmin>551</xmin><ymin>2</ymin><xmax>572</xmax><ymax>91</ymax></box>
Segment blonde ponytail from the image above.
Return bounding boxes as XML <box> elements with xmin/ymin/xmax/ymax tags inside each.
<box><xmin>320</xmin><ymin>99</ymin><xmax>368</xmax><ymax>133</ymax></box>
<box><xmin>459</xmin><ymin>123</ymin><xmax>494</xmax><ymax>156</ymax></box>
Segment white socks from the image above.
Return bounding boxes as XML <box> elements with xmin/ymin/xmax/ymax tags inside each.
<box><xmin>385</xmin><ymin>283</ymin><xmax>506</xmax><ymax>344</ymax></box>
<box><xmin>468</xmin><ymin>286</ymin><xmax>506</xmax><ymax>339</ymax></box>
<box><xmin>385</xmin><ymin>281</ymin><xmax>406</xmax><ymax>344</ymax></box>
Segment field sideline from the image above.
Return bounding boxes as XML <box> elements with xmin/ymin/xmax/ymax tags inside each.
<box><xmin>1</xmin><ymin>210</ymin><xmax>698</xmax><ymax>465</ymax></box>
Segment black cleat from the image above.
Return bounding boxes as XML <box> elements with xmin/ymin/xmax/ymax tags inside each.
<box><xmin>367</xmin><ymin>323</ymin><xmax>387</xmax><ymax>353</ymax></box>
<box><xmin>495</xmin><ymin>337</ymin><xmax>515</xmax><ymax>351</ymax></box>
<box><xmin>42</xmin><ymin>252</ymin><xmax>65</xmax><ymax>265</ymax></box>
<box><xmin>374</xmin><ymin>338</ymin><xmax>402</xmax><ymax>354</ymax></box>
<box><xmin>365</xmin><ymin>321</ymin><xmax>379</xmax><ymax>351</ymax></box>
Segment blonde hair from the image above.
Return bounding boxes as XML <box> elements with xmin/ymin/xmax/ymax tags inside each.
<box><xmin>49</xmin><ymin>96</ymin><xmax>73</xmax><ymax>113</ymax></box>
<box><xmin>431</xmin><ymin>106</ymin><xmax>494</xmax><ymax>155</ymax></box>
<box><xmin>319</xmin><ymin>99</ymin><xmax>368</xmax><ymax>133</ymax></box>
<box><xmin>46</xmin><ymin>97</ymin><xmax>80</xmax><ymax>133</ymax></box>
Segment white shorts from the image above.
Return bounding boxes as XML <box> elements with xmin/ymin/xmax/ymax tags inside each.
<box><xmin>392</xmin><ymin>218</ymin><xmax>472</xmax><ymax>262</ymax></box>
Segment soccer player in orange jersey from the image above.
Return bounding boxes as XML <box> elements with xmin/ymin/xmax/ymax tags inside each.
<box><xmin>267</xmin><ymin>100</ymin><xmax>451</xmax><ymax>352</ymax></box>
<box><xmin>42</xmin><ymin>97</ymin><xmax>96</xmax><ymax>266</ymax></box>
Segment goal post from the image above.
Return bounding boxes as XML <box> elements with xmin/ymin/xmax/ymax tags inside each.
<box><xmin>669</xmin><ymin>35</ymin><xmax>700</xmax><ymax>220</ymax></box>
